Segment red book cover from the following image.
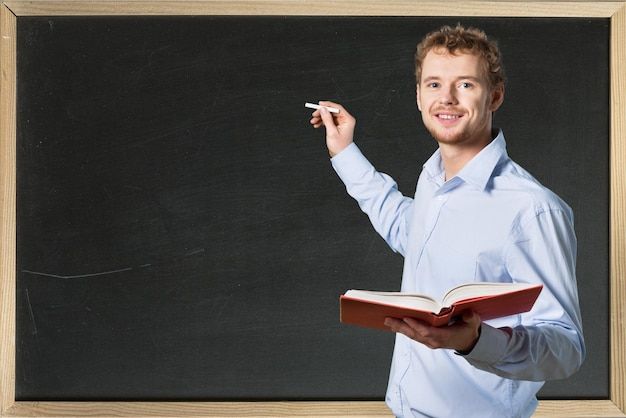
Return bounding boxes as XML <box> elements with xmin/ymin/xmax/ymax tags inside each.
<box><xmin>340</xmin><ymin>283</ymin><xmax>543</xmax><ymax>330</ymax></box>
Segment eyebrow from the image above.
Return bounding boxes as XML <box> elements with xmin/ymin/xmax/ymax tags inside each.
<box><xmin>421</xmin><ymin>76</ymin><xmax>483</xmax><ymax>84</ymax></box>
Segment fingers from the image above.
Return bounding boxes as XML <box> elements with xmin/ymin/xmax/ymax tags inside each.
<box><xmin>384</xmin><ymin>312</ymin><xmax>481</xmax><ymax>352</ymax></box>
<box><xmin>384</xmin><ymin>317</ymin><xmax>405</xmax><ymax>332</ymax></box>
<box><xmin>385</xmin><ymin>317</ymin><xmax>443</xmax><ymax>349</ymax></box>
<box><xmin>308</xmin><ymin>101</ymin><xmax>350</xmax><ymax>127</ymax></box>
<box><xmin>310</xmin><ymin>113</ymin><xmax>323</xmax><ymax>129</ymax></box>
<box><xmin>309</xmin><ymin>102</ymin><xmax>340</xmax><ymax>127</ymax></box>
<box><xmin>318</xmin><ymin>107</ymin><xmax>339</xmax><ymax>135</ymax></box>
<box><xmin>401</xmin><ymin>317</ymin><xmax>442</xmax><ymax>348</ymax></box>
<box><xmin>308</xmin><ymin>108</ymin><xmax>328</xmax><ymax>129</ymax></box>
<box><xmin>461</xmin><ymin>310</ymin><xmax>480</xmax><ymax>328</ymax></box>
<box><xmin>319</xmin><ymin>100</ymin><xmax>344</xmax><ymax>112</ymax></box>
<box><xmin>384</xmin><ymin>317</ymin><xmax>426</xmax><ymax>341</ymax></box>
<box><xmin>309</xmin><ymin>108</ymin><xmax>338</xmax><ymax>134</ymax></box>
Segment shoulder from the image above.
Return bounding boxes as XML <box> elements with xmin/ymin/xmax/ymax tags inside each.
<box><xmin>493</xmin><ymin>159</ymin><xmax>573</xmax><ymax>224</ymax></box>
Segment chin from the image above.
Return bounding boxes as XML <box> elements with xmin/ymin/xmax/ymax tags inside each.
<box><xmin>427</xmin><ymin>126</ymin><xmax>469</xmax><ymax>145</ymax></box>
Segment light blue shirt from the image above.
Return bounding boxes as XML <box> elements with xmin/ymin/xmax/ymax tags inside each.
<box><xmin>331</xmin><ymin>131</ymin><xmax>585</xmax><ymax>418</ymax></box>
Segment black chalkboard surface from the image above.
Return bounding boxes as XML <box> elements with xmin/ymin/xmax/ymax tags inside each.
<box><xmin>16</xmin><ymin>16</ymin><xmax>609</xmax><ymax>401</ymax></box>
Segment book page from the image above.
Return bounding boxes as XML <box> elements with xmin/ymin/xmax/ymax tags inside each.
<box><xmin>442</xmin><ymin>282</ymin><xmax>538</xmax><ymax>306</ymax></box>
<box><xmin>344</xmin><ymin>290</ymin><xmax>441</xmax><ymax>313</ymax></box>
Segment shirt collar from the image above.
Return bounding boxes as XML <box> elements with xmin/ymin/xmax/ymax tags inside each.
<box><xmin>423</xmin><ymin>129</ymin><xmax>509</xmax><ymax>192</ymax></box>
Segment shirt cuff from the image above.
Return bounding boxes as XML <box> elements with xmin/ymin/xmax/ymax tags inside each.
<box><xmin>460</xmin><ymin>323</ymin><xmax>510</xmax><ymax>363</ymax></box>
<box><xmin>330</xmin><ymin>142</ymin><xmax>375</xmax><ymax>185</ymax></box>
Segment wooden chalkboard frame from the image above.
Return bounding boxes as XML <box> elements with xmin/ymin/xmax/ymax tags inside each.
<box><xmin>0</xmin><ymin>1</ymin><xmax>624</xmax><ymax>417</ymax></box>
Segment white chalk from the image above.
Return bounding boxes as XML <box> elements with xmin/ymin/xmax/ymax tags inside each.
<box><xmin>305</xmin><ymin>102</ymin><xmax>340</xmax><ymax>114</ymax></box>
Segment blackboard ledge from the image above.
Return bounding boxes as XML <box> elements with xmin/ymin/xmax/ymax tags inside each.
<box><xmin>0</xmin><ymin>400</ymin><xmax>624</xmax><ymax>417</ymax></box>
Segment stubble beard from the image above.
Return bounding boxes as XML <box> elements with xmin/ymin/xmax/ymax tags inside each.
<box><xmin>423</xmin><ymin>113</ymin><xmax>492</xmax><ymax>148</ymax></box>
<box><xmin>424</xmin><ymin>123</ymin><xmax>471</xmax><ymax>146</ymax></box>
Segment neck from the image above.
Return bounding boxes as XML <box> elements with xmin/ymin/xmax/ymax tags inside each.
<box><xmin>439</xmin><ymin>132</ymin><xmax>494</xmax><ymax>181</ymax></box>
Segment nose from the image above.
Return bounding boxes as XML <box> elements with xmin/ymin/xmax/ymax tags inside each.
<box><xmin>438</xmin><ymin>85</ymin><xmax>458</xmax><ymax>106</ymax></box>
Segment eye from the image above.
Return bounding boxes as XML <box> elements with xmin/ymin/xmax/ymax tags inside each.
<box><xmin>427</xmin><ymin>82</ymin><xmax>440</xmax><ymax>88</ymax></box>
<box><xmin>459</xmin><ymin>82</ymin><xmax>473</xmax><ymax>89</ymax></box>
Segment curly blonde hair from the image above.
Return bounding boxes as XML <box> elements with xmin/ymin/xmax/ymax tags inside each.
<box><xmin>415</xmin><ymin>24</ymin><xmax>505</xmax><ymax>89</ymax></box>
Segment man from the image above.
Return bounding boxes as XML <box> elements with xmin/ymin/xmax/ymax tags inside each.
<box><xmin>309</xmin><ymin>25</ymin><xmax>585</xmax><ymax>417</ymax></box>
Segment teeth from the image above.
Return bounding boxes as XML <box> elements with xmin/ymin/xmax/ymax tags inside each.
<box><xmin>438</xmin><ymin>114</ymin><xmax>460</xmax><ymax>120</ymax></box>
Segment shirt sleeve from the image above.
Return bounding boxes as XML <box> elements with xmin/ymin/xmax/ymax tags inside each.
<box><xmin>462</xmin><ymin>207</ymin><xmax>586</xmax><ymax>381</ymax></box>
<box><xmin>331</xmin><ymin>143</ymin><xmax>413</xmax><ymax>256</ymax></box>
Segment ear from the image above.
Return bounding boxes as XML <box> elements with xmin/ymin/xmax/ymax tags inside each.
<box><xmin>416</xmin><ymin>85</ymin><xmax>422</xmax><ymax>112</ymax></box>
<box><xmin>489</xmin><ymin>83</ymin><xmax>505</xmax><ymax>112</ymax></box>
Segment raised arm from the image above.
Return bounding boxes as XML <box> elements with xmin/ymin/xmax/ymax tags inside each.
<box><xmin>309</xmin><ymin>102</ymin><xmax>413</xmax><ymax>255</ymax></box>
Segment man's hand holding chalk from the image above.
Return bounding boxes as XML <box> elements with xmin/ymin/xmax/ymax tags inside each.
<box><xmin>305</xmin><ymin>102</ymin><xmax>340</xmax><ymax>114</ymax></box>
<box><xmin>308</xmin><ymin>100</ymin><xmax>356</xmax><ymax>158</ymax></box>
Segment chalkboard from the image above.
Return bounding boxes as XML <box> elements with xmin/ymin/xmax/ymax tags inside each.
<box><xmin>2</xmin><ymin>2</ymin><xmax>624</xmax><ymax>416</ymax></box>
<box><xmin>14</xmin><ymin>15</ymin><xmax>609</xmax><ymax>401</ymax></box>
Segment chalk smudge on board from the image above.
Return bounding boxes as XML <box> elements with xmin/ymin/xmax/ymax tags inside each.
<box><xmin>20</xmin><ymin>248</ymin><xmax>207</xmax><ymax>280</ymax></box>
<box><xmin>21</xmin><ymin>267</ymin><xmax>134</xmax><ymax>280</ymax></box>
<box><xmin>25</xmin><ymin>288</ymin><xmax>38</xmax><ymax>336</ymax></box>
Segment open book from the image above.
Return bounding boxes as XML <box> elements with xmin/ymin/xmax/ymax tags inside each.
<box><xmin>340</xmin><ymin>282</ymin><xmax>543</xmax><ymax>329</ymax></box>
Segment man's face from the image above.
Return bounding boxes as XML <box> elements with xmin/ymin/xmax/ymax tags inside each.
<box><xmin>417</xmin><ymin>48</ymin><xmax>504</xmax><ymax>148</ymax></box>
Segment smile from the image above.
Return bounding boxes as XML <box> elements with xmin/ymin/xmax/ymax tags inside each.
<box><xmin>436</xmin><ymin>114</ymin><xmax>463</xmax><ymax>120</ymax></box>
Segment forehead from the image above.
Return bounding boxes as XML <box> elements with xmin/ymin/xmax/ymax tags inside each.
<box><xmin>421</xmin><ymin>48</ymin><xmax>487</xmax><ymax>81</ymax></box>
